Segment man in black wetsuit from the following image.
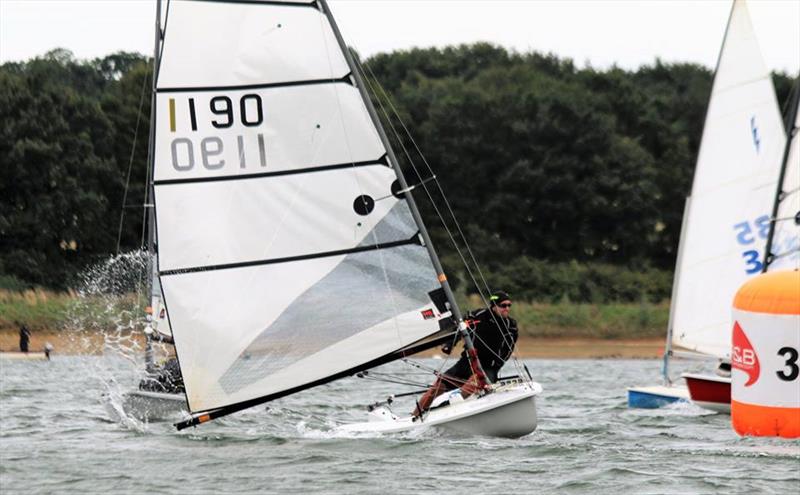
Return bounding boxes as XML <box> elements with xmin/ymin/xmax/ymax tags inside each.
<box><xmin>412</xmin><ymin>290</ymin><xmax>518</xmax><ymax>417</ymax></box>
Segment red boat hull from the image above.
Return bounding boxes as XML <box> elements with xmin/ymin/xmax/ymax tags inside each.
<box><xmin>682</xmin><ymin>373</ymin><xmax>731</xmax><ymax>414</ymax></box>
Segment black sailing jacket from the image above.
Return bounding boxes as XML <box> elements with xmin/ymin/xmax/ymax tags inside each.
<box><xmin>458</xmin><ymin>308</ymin><xmax>518</xmax><ymax>370</ymax></box>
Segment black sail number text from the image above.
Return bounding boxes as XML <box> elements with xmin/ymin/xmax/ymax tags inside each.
<box><xmin>210</xmin><ymin>94</ymin><xmax>263</xmax><ymax>128</ymax></box>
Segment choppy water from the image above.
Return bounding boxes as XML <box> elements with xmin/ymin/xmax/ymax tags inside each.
<box><xmin>1</xmin><ymin>356</ymin><xmax>798</xmax><ymax>494</ymax></box>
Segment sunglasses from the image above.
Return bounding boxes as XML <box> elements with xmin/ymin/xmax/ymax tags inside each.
<box><xmin>498</xmin><ymin>303</ymin><xmax>512</xmax><ymax>308</ymax></box>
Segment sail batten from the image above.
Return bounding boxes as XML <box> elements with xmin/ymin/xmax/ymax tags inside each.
<box><xmin>192</xmin><ymin>0</ymin><xmax>319</xmax><ymax>7</ymax></box>
<box><xmin>156</xmin><ymin>75</ymin><xmax>353</xmax><ymax>94</ymax></box>
<box><xmin>159</xmin><ymin>235</ymin><xmax>421</xmax><ymax>276</ymax></box>
<box><xmin>153</xmin><ymin>155</ymin><xmax>388</xmax><ymax>186</ymax></box>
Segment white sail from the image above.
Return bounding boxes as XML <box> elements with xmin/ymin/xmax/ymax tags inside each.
<box><xmin>767</xmin><ymin>104</ymin><xmax>800</xmax><ymax>271</ymax></box>
<box><xmin>670</xmin><ymin>0</ymin><xmax>786</xmax><ymax>359</ymax></box>
<box><xmin>152</xmin><ymin>0</ymin><xmax>446</xmax><ymax>412</ymax></box>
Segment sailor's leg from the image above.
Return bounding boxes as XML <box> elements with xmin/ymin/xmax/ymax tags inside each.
<box><xmin>460</xmin><ymin>366</ymin><xmax>500</xmax><ymax>397</ymax></box>
<box><xmin>414</xmin><ymin>358</ymin><xmax>473</xmax><ymax>416</ymax></box>
<box><xmin>414</xmin><ymin>377</ymin><xmax>446</xmax><ymax>416</ymax></box>
<box><xmin>414</xmin><ymin>371</ymin><xmax>469</xmax><ymax>416</ymax></box>
<box><xmin>460</xmin><ymin>374</ymin><xmax>481</xmax><ymax>397</ymax></box>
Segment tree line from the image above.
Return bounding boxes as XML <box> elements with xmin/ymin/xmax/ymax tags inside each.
<box><xmin>0</xmin><ymin>45</ymin><xmax>794</xmax><ymax>301</ymax></box>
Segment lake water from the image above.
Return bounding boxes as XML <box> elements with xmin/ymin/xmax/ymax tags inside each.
<box><xmin>1</xmin><ymin>356</ymin><xmax>798</xmax><ymax>494</ymax></box>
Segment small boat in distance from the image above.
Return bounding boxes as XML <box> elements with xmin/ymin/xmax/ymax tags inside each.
<box><xmin>681</xmin><ymin>63</ymin><xmax>800</xmax><ymax>417</ymax></box>
<box><xmin>627</xmin><ymin>384</ymin><xmax>689</xmax><ymax>409</ymax></box>
<box><xmin>628</xmin><ymin>0</ymin><xmax>787</xmax><ymax>410</ymax></box>
<box><xmin>682</xmin><ymin>372</ymin><xmax>731</xmax><ymax>414</ymax></box>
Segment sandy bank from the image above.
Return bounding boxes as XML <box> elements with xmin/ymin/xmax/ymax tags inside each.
<box><xmin>0</xmin><ymin>327</ymin><xmax>664</xmax><ymax>359</ymax></box>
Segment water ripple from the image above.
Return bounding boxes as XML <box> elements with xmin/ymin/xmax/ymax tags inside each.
<box><xmin>1</xmin><ymin>357</ymin><xmax>799</xmax><ymax>494</ymax></box>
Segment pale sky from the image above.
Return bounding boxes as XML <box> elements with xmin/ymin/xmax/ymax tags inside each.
<box><xmin>1</xmin><ymin>0</ymin><xmax>798</xmax><ymax>73</ymax></box>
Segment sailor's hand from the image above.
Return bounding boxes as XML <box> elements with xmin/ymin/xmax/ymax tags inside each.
<box><xmin>441</xmin><ymin>344</ymin><xmax>452</xmax><ymax>355</ymax></box>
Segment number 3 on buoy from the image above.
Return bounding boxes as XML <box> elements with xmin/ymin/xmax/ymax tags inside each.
<box><xmin>731</xmin><ymin>270</ymin><xmax>800</xmax><ymax>438</ymax></box>
<box><xmin>776</xmin><ymin>346</ymin><xmax>799</xmax><ymax>381</ymax></box>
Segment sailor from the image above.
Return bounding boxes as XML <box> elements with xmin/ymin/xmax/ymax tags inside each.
<box><xmin>18</xmin><ymin>322</ymin><xmax>31</xmax><ymax>353</ymax></box>
<box><xmin>140</xmin><ymin>325</ymin><xmax>184</xmax><ymax>393</ymax></box>
<box><xmin>412</xmin><ymin>290</ymin><xmax>518</xmax><ymax>418</ymax></box>
<box><xmin>139</xmin><ymin>356</ymin><xmax>185</xmax><ymax>394</ymax></box>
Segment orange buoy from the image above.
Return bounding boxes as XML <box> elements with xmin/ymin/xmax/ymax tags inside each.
<box><xmin>731</xmin><ymin>269</ymin><xmax>800</xmax><ymax>438</ymax></box>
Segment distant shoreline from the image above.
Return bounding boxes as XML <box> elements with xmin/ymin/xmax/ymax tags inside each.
<box><xmin>418</xmin><ymin>337</ymin><xmax>664</xmax><ymax>359</ymax></box>
<box><xmin>0</xmin><ymin>328</ymin><xmax>664</xmax><ymax>359</ymax></box>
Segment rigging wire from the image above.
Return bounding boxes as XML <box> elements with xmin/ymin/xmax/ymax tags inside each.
<box><xmin>314</xmin><ymin>4</ymin><xmax>407</xmax><ymax>348</ymax></box>
<box><xmin>356</xmin><ymin>372</ymin><xmax>429</xmax><ymax>388</ymax></box>
<box><xmin>356</xmin><ymin>59</ymin><xmax>526</xmax><ymax>378</ymax></box>
<box><xmin>358</xmin><ymin>75</ymin><xmax>524</xmax><ymax>380</ymax></box>
<box><xmin>107</xmin><ymin>46</ymin><xmax>154</xmax><ymax>314</ymax></box>
<box><xmin>352</xmin><ymin>61</ymin><xmax>460</xmax><ymax>380</ymax></box>
<box><xmin>358</xmin><ymin>61</ymin><xmax>526</xmax><ymax>378</ymax></box>
<box><xmin>358</xmin><ymin>62</ymin><xmax>495</xmax><ymax>300</ymax></box>
<box><xmin>114</xmin><ymin>67</ymin><xmax>150</xmax><ymax>256</ymax></box>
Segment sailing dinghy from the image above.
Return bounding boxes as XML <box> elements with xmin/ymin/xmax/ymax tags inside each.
<box><xmin>145</xmin><ymin>0</ymin><xmax>541</xmax><ymax>436</ymax></box>
<box><xmin>339</xmin><ymin>379</ymin><xmax>542</xmax><ymax>437</ymax></box>
<box><xmin>628</xmin><ymin>0</ymin><xmax>787</xmax><ymax>411</ymax></box>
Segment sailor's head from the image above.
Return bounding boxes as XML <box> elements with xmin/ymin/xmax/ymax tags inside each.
<box><xmin>490</xmin><ymin>290</ymin><xmax>512</xmax><ymax>316</ymax></box>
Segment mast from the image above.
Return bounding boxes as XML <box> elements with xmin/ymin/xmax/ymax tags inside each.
<box><xmin>143</xmin><ymin>0</ymin><xmax>163</xmax><ymax>371</ymax></box>
<box><xmin>762</xmin><ymin>77</ymin><xmax>800</xmax><ymax>272</ymax></box>
<box><xmin>662</xmin><ymin>197</ymin><xmax>692</xmax><ymax>385</ymax></box>
<box><xmin>145</xmin><ymin>0</ymin><xmax>163</xmax><ymax>287</ymax></box>
<box><xmin>317</xmin><ymin>0</ymin><xmax>489</xmax><ymax>388</ymax></box>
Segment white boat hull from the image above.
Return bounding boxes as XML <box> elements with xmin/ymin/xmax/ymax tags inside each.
<box><xmin>338</xmin><ymin>381</ymin><xmax>542</xmax><ymax>438</ymax></box>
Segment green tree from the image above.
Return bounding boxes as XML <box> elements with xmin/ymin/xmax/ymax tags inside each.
<box><xmin>0</xmin><ymin>51</ymin><xmax>122</xmax><ymax>288</ymax></box>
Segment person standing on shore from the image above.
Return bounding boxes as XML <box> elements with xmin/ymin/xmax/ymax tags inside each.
<box><xmin>412</xmin><ymin>290</ymin><xmax>518</xmax><ymax>418</ymax></box>
<box><xmin>18</xmin><ymin>322</ymin><xmax>31</xmax><ymax>353</ymax></box>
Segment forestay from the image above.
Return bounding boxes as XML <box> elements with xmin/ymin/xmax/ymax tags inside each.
<box><xmin>670</xmin><ymin>0</ymin><xmax>786</xmax><ymax>359</ymax></box>
<box><xmin>766</xmin><ymin>105</ymin><xmax>800</xmax><ymax>271</ymax></box>
<box><xmin>152</xmin><ymin>0</ymin><xmax>447</xmax><ymax>413</ymax></box>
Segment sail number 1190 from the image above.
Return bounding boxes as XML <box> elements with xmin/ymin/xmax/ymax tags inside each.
<box><xmin>167</xmin><ymin>94</ymin><xmax>266</xmax><ymax>172</ymax></box>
